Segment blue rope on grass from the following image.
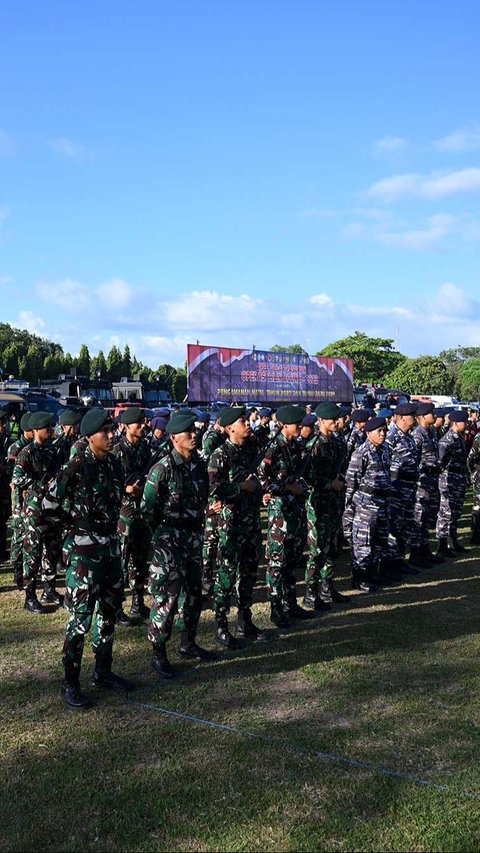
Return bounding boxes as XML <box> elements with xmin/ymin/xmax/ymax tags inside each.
<box><xmin>126</xmin><ymin>696</ymin><xmax>479</xmax><ymax>801</ymax></box>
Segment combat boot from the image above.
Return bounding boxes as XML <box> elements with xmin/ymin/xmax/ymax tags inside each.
<box><xmin>215</xmin><ymin>615</ymin><xmax>242</xmax><ymax>649</ymax></box>
<box><xmin>408</xmin><ymin>546</ymin><xmax>432</xmax><ymax>569</ymax></box>
<box><xmin>24</xmin><ymin>582</ymin><xmax>44</xmax><ymax>614</ymax></box>
<box><xmin>451</xmin><ymin>535</ymin><xmax>469</xmax><ymax>554</ymax></box>
<box><xmin>436</xmin><ymin>537</ymin><xmax>456</xmax><ymax>558</ymax></box>
<box><xmin>303</xmin><ymin>587</ymin><xmax>330</xmax><ymax>611</ymax></box>
<box><xmin>321</xmin><ymin>577</ymin><xmax>351</xmax><ymax>604</ymax></box>
<box><xmin>91</xmin><ymin>654</ymin><xmax>136</xmax><ymax>691</ymax></box>
<box><xmin>179</xmin><ymin>630</ymin><xmax>218</xmax><ymax>659</ymax></box>
<box><xmin>129</xmin><ymin>589</ymin><xmax>150</xmax><ymax>620</ymax></box>
<box><xmin>116</xmin><ymin>607</ymin><xmax>133</xmax><ymax>627</ymax></box>
<box><xmin>351</xmin><ymin>570</ymin><xmax>377</xmax><ymax>594</ymax></box>
<box><xmin>235</xmin><ymin>608</ymin><xmax>268</xmax><ymax>641</ymax></box>
<box><xmin>269</xmin><ymin>598</ymin><xmax>290</xmax><ymax>629</ymax></box>
<box><xmin>41</xmin><ymin>581</ymin><xmax>64</xmax><ymax>605</ymax></box>
<box><xmin>470</xmin><ymin>530</ymin><xmax>480</xmax><ymax>545</ymax></box>
<box><xmin>151</xmin><ymin>644</ymin><xmax>179</xmax><ymax>679</ymax></box>
<box><xmin>421</xmin><ymin>544</ymin><xmax>445</xmax><ymax>565</ymax></box>
<box><xmin>61</xmin><ymin>660</ymin><xmax>92</xmax><ymax>709</ymax></box>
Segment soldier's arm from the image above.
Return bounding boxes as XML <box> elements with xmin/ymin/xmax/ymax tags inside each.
<box><xmin>257</xmin><ymin>443</ymin><xmax>286</xmax><ymax>496</ymax></box>
<box><xmin>438</xmin><ymin>436</ymin><xmax>452</xmax><ymax>470</ymax></box>
<box><xmin>344</xmin><ymin>447</ymin><xmax>364</xmax><ymax>505</ymax></box>
<box><xmin>467</xmin><ymin>437</ymin><xmax>480</xmax><ymax>473</ymax></box>
<box><xmin>208</xmin><ymin>449</ymin><xmax>240</xmax><ymax>503</ymax></box>
<box><xmin>141</xmin><ymin>462</ymin><xmax>167</xmax><ymax>523</ymax></box>
<box><xmin>11</xmin><ymin>449</ymin><xmax>34</xmax><ymax>492</ymax></box>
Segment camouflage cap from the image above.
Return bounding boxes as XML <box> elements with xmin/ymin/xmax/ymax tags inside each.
<box><xmin>166</xmin><ymin>411</ymin><xmax>197</xmax><ymax>434</ymax></box>
<box><xmin>59</xmin><ymin>409</ymin><xmax>83</xmax><ymax>426</ymax></box>
<box><xmin>315</xmin><ymin>402</ymin><xmax>341</xmax><ymax>419</ymax></box>
<box><xmin>219</xmin><ymin>406</ymin><xmax>246</xmax><ymax>428</ymax></box>
<box><xmin>120</xmin><ymin>407</ymin><xmax>145</xmax><ymax>425</ymax></box>
<box><xmin>80</xmin><ymin>408</ymin><xmax>113</xmax><ymax>437</ymax></box>
<box><xmin>29</xmin><ymin>411</ymin><xmax>54</xmax><ymax>430</ymax></box>
<box><xmin>20</xmin><ymin>412</ymin><xmax>32</xmax><ymax>431</ymax></box>
<box><xmin>276</xmin><ymin>405</ymin><xmax>306</xmax><ymax>425</ymax></box>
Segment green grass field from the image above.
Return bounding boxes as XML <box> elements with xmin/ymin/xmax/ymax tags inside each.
<box><xmin>1</xmin><ymin>509</ymin><xmax>480</xmax><ymax>853</ymax></box>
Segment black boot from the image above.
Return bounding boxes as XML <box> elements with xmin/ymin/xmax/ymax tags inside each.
<box><xmin>318</xmin><ymin>577</ymin><xmax>333</xmax><ymax>605</ymax></box>
<box><xmin>41</xmin><ymin>581</ymin><xmax>64</xmax><ymax>605</ymax></box>
<box><xmin>116</xmin><ymin>607</ymin><xmax>133</xmax><ymax>627</ymax></box>
<box><xmin>269</xmin><ymin>598</ymin><xmax>290</xmax><ymax>629</ymax></box>
<box><xmin>437</xmin><ymin>537</ymin><xmax>456</xmax><ymax>558</ymax></box>
<box><xmin>215</xmin><ymin>615</ymin><xmax>242</xmax><ymax>649</ymax></box>
<box><xmin>61</xmin><ymin>660</ymin><xmax>92</xmax><ymax>709</ymax></box>
<box><xmin>421</xmin><ymin>545</ymin><xmax>445</xmax><ymax>565</ymax></box>
<box><xmin>235</xmin><ymin>608</ymin><xmax>268</xmax><ymax>641</ymax></box>
<box><xmin>451</xmin><ymin>535</ymin><xmax>469</xmax><ymax>553</ymax></box>
<box><xmin>91</xmin><ymin>654</ymin><xmax>136</xmax><ymax>691</ymax></box>
<box><xmin>323</xmin><ymin>577</ymin><xmax>351</xmax><ymax>603</ymax></box>
<box><xmin>179</xmin><ymin>630</ymin><xmax>218</xmax><ymax>659</ymax></box>
<box><xmin>408</xmin><ymin>546</ymin><xmax>432</xmax><ymax>569</ymax></box>
<box><xmin>303</xmin><ymin>588</ymin><xmax>331</xmax><ymax>611</ymax></box>
<box><xmin>129</xmin><ymin>589</ymin><xmax>150</xmax><ymax>620</ymax></box>
<box><xmin>351</xmin><ymin>570</ymin><xmax>377</xmax><ymax>594</ymax></box>
<box><xmin>151</xmin><ymin>644</ymin><xmax>178</xmax><ymax>679</ymax></box>
<box><xmin>24</xmin><ymin>582</ymin><xmax>44</xmax><ymax>614</ymax></box>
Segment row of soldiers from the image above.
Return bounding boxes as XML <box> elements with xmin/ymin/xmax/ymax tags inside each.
<box><xmin>2</xmin><ymin>399</ymin><xmax>478</xmax><ymax>709</ymax></box>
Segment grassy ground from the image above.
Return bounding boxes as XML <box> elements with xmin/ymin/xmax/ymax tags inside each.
<box><xmin>1</xmin><ymin>508</ymin><xmax>480</xmax><ymax>852</ymax></box>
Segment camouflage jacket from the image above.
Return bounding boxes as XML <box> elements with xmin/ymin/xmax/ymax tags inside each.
<box><xmin>208</xmin><ymin>439</ymin><xmax>260</xmax><ymax>515</ymax></box>
<box><xmin>201</xmin><ymin>426</ymin><xmax>226</xmax><ymax>460</ymax></box>
<box><xmin>257</xmin><ymin>433</ymin><xmax>303</xmax><ymax>500</ymax></box>
<box><xmin>438</xmin><ymin>430</ymin><xmax>468</xmax><ymax>481</ymax></box>
<box><xmin>467</xmin><ymin>433</ymin><xmax>480</xmax><ymax>485</ymax></box>
<box><xmin>112</xmin><ymin>435</ymin><xmax>152</xmax><ymax>520</ymax></box>
<box><xmin>141</xmin><ymin>448</ymin><xmax>208</xmax><ymax>538</ymax></box>
<box><xmin>345</xmin><ymin>440</ymin><xmax>391</xmax><ymax>505</ymax></box>
<box><xmin>11</xmin><ymin>440</ymin><xmax>62</xmax><ymax>512</ymax></box>
<box><xmin>69</xmin><ymin>436</ymin><xmax>89</xmax><ymax>460</ymax></box>
<box><xmin>346</xmin><ymin>427</ymin><xmax>366</xmax><ymax>463</ymax></box>
<box><xmin>306</xmin><ymin>432</ymin><xmax>344</xmax><ymax>499</ymax></box>
<box><xmin>386</xmin><ymin>423</ymin><xmax>419</xmax><ymax>484</ymax></box>
<box><xmin>43</xmin><ymin>447</ymin><xmax>124</xmax><ymax>544</ymax></box>
<box><xmin>411</xmin><ymin>425</ymin><xmax>440</xmax><ymax>482</ymax></box>
<box><xmin>7</xmin><ymin>435</ymin><xmax>30</xmax><ymax>510</ymax></box>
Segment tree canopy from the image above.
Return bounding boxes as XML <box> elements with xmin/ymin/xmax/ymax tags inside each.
<box><xmin>383</xmin><ymin>356</ymin><xmax>453</xmax><ymax>395</ymax></box>
<box><xmin>317</xmin><ymin>331</ymin><xmax>406</xmax><ymax>384</ymax></box>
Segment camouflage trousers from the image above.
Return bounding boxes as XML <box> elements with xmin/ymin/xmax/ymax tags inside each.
<box><xmin>345</xmin><ymin>492</ymin><xmax>389</xmax><ymax>573</ymax></box>
<box><xmin>436</xmin><ymin>478</ymin><xmax>467</xmax><ymax>540</ymax></box>
<box><xmin>471</xmin><ymin>482</ymin><xmax>480</xmax><ymax>536</ymax></box>
<box><xmin>118</xmin><ymin>516</ymin><xmax>151</xmax><ymax>592</ymax></box>
<box><xmin>411</xmin><ymin>477</ymin><xmax>439</xmax><ymax>548</ymax></box>
<box><xmin>202</xmin><ymin>509</ymin><xmax>220</xmax><ymax>591</ymax></box>
<box><xmin>387</xmin><ymin>481</ymin><xmax>416</xmax><ymax>559</ymax></box>
<box><xmin>22</xmin><ymin>508</ymin><xmax>61</xmax><ymax>589</ymax></box>
<box><xmin>62</xmin><ymin>535</ymin><xmax>123</xmax><ymax>673</ymax></box>
<box><xmin>213</xmin><ymin>507</ymin><xmax>261</xmax><ymax>619</ymax></box>
<box><xmin>147</xmin><ymin>526</ymin><xmax>203</xmax><ymax>647</ymax></box>
<box><xmin>265</xmin><ymin>496</ymin><xmax>304</xmax><ymax>601</ymax></box>
<box><xmin>305</xmin><ymin>493</ymin><xmax>339</xmax><ymax>593</ymax></box>
<box><xmin>9</xmin><ymin>509</ymin><xmax>24</xmax><ymax>570</ymax></box>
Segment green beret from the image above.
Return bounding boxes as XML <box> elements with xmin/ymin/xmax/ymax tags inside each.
<box><xmin>120</xmin><ymin>407</ymin><xmax>145</xmax><ymax>425</ymax></box>
<box><xmin>315</xmin><ymin>402</ymin><xmax>341</xmax><ymax>419</ymax></box>
<box><xmin>80</xmin><ymin>408</ymin><xmax>113</xmax><ymax>437</ymax></box>
<box><xmin>29</xmin><ymin>411</ymin><xmax>54</xmax><ymax>430</ymax></box>
<box><xmin>20</xmin><ymin>412</ymin><xmax>32</xmax><ymax>431</ymax></box>
<box><xmin>276</xmin><ymin>405</ymin><xmax>306</xmax><ymax>425</ymax></box>
<box><xmin>166</xmin><ymin>411</ymin><xmax>197</xmax><ymax>435</ymax></box>
<box><xmin>59</xmin><ymin>409</ymin><xmax>83</xmax><ymax>426</ymax></box>
<box><xmin>219</xmin><ymin>406</ymin><xmax>246</xmax><ymax>428</ymax></box>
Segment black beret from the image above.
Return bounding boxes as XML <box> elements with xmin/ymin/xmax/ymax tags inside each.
<box><xmin>351</xmin><ymin>409</ymin><xmax>370</xmax><ymax>423</ymax></box>
<box><xmin>20</xmin><ymin>412</ymin><xmax>32</xmax><ymax>431</ymax></box>
<box><xmin>166</xmin><ymin>411</ymin><xmax>197</xmax><ymax>434</ymax></box>
<box><xmin>365</xmin><ymin>417</ymin><xmax>387</xmax><ymax>432</ymax></box>
<box><xmin>395</xmin><ymin>403</ymin><xmax>417</xmax><ymax>416</ymax></box>
<box><xmin>433</xmin><ymin>407</ymin><xmax>446</xmax><ymax>417</ymax></box>
<box><xmin>449</xmin><ymin>410</ymin><xmax>468</xmax><ymax>423</ymax></box>
<box><xmin>338</xmin><ymin>405</ymin><xmax>352</xmax><ymax>417</ymax></box>
<box><xmin>259</xmin><ymin>407</ymin><xmax>272</xmax><ymax>418</ymax></box>
<box><xmin>195</xmin><ymin>411</ymin><xmax>210</xmax><ymax>423</ymax></box>
<box><xmin>276</xmin><ymin>405</ymin><xmax>306</xmax><ymax>425</ymax></box>
<box><xmin>151</xmin><ymin>417</ymin><xmax>168</xmax><ymax>431</ymax></box>
<box><xmin>378</xmin><ymin>408</ymin><xmax>394</xmax><ymax>419</ymax></box>
<box><xmin>30</xmin><ymin>411</ymin><xmax>54</xmax><ymax>430</ymax></box>
<box><xmin>120</xmin><ymin>407</ymin><xmax>145</xmax><ymax>425</ymax></box>
<box><xmin>315</xmin><ymin>402</ymin><xmax>341</xmax><ymax>419</ymax></box>
<box><xmin>415</xmin><ymin>402</ymin><xmax>435</xmax><ymax>416</ymax></box>
<box><xmin>59</xmin><ymin>409</ymin><xmax>83</xmax><ymax>426</ymax></box>
<box><xmin>302</xmin><ymin>414</ymin><xmax>317</xmax><ymax>427</ymax></box>
<box><xmin>80</xmin><ymin>409</ymin><xmax>113</xmax><ymax>437</ymax></box>
<box><xmin>219</xmin><ymin>406</ymin><xmax>246</xmax><ymax>428</ymax></box>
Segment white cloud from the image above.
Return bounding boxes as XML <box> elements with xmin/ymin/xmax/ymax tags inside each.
<box><xmin>49</xmin><ymin>136</ymin><xmax>87</xmax><ymax>162</ymax></box>
<box><xmin>17</xmin><ymin>310</ymin><xmax>46</xmax><ymax>335</ymax></box>
<box><xmin>309</xmin><ymin>293</ymin><xmax>335</xmax><ymax>309</ymax></box>
<box><xmin>163</xmin><ymin>290</ymin><xmax>265</xmax><ymax>331</ymax></box>
<box><xmin>97</xmin><ymin>278</ymin><xmax>135</xmax><ymax>310</ymax></box>
<box><xmin>434</xmin><ymin>123</ymin><xmax>480</xmax><ymax>153</ymax></box>
<box><xmin>366</xmin><ymin>168</ymin><xmax>480</xmax><ymax>201</ymax></box>
<box><xmin>37</xmin><ymin>278</ymin><xmax>91</xmax><ymax>311</ymax></box>
<box><xmin>376</xmin><ymin>214</ymin><xmax>457</xmax><ymax>251</ymax></box>
<box><xmin>0</xmin><ymin>129</ymin><xmax>14</xmax><ymax>156</ymax></box>
<box><xmin>342</xmin><ymin>211</ymin><xmax>476</xmax><ymax>252</ymax></box>
<box><xmin>372</xmin><ymin>136</ymin><xmax>407</xmax><ymax>158</ymax></box>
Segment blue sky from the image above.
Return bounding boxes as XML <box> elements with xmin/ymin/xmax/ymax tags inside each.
<box><xmin>2</xmin><ymin>0</ymin><xmax>480</xmax><ymax>367</ymax></box>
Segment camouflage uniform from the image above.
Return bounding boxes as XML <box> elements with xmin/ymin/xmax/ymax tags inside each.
<box><xmin>257</xmin><ymin>433</ymin><xmax>305</xmax><ymax>608</ymax></box>
<box><xmin>304</xmin><ymin>432</ymin><xmax>345</xmax><ymax>603</ymax></box>
<box><xmin>411</xmin><ymin>424</ymin><xmax>440</xmax><ymax>550</ymax></box>
<box><xmin>436</xmin><ymin>429</ymin><xmax>468</xmax><ymax>543</ymax></box>
<box><xmin>112</xmin><ymin>435</ymin><xmax>152</xmax><ymax>597</ymax></box>
<box><xmin>386</xmin><ymin>422</ymin><xmax>419</xmax><ymax>561</ymax></box>
<box><xmin>43</xmin><ymin>447</ymin><xmax>124</xmax><ymax>681</ymax></box>
<box><xmin>0</xmin><ymin>431</ymin><xmax>11</xmax><ymax>559</ymax></box>
<box><xmin>6</xmin><ymin>434</ymin><xmax>30</xmax><ymax>585</ymax></box>
<box><xmin>343</xmin><ymin>440</ymin><xmax>391</xmax><ymax>581</ymax></box>
<box><xmin>11</xmin><ymin>441</ymin><xmax>63</xmax><ymax>601</ymax></box>
<box><xmin>141</xmin><ymin>448</ymin><xmax>208</xmax><ymax>649</ymax></box>
<box><xmin>467</xmin><ymin>434</ymin><xmax>480</xmax><ymax>542</ymax></box>
<box><xmin>200</xmin><ymin>425</ymin><xmax>226</xmax><ymax>595</ymax></box>
<box><xmin>346</xmin><ymin>426</ymin><xmax>366</xmax><ymax>464</ymax></box>
<box><xmin>208</xmin><ymin>439</ymin><xmax>261</xmax><ymax>627</ymax></box>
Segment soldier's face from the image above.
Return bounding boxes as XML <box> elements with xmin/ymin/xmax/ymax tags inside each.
<box><xmin>63</xmin><ymin>424</ymin><xmax>79</xmax><ymax>437</ymax></box>
<box><xmin>319</xmin><ymin>417</ymin><xmax>337</xmax><ymax>435</ymax></box>
<box><xmin>283</xmin><ymin>422</ymin><xmax>301</xmax><ymax>440</ymax></box>
<box><xmin>89</xmin><ymin>426</ymin><xmax>115</xmax><ymax>455</ymax></box>
<box><xmin>300</xmin><ymin>425</ymin><xmax>314</xmax><ymax>440</ymax></box>
<box><xmin>397</xmin><ymin>414</ymin><xmax>415</xmax><ymax>432</ymax></box>
<box><xmin>228</xmin><ymin>417</ymin><xmax>251</xmax><ymax>443</ymax></box>
<box><xmin>336</xmin><ymin>417</ymin><xmax>347</xmax><ymax>430</ymax></box>
<box><xmin>454</xmin><ymin>421</ymin><xmax>467</xmax><ymax>434</ymax></box>
<box><xmin>368</xmin><ymin>427</ymin><xmax>387</xmax><ymax>446</ymax></box>
<box><xmin>127</xmin><ymin>421</ymin><xmax>146</xmax><ymax>440</ymax></box>
<box><xmin>173</xmin><ymin>428</ymin><xmax>197</xmax><ymax>454</ymax></box>
<box><xmin>34</xmin><ymin>425</ymin><xmax>53</xmax><ymax>443</ymax></box>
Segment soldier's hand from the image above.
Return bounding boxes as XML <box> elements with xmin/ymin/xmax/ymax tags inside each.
<box><xmin>240</xmin><ymin>479</ymin><xmax>258</xmax><ymax>493</ymax></box>
<box><xmin>212</xmin><ymin>500</ymin><xmax>222</xmax><ymax>513</ymax></box>
<box><xmin>331</xmin><ymin>478</ymin><xmax>345</xmax><ymax>493</ymax></box>
<box><xmin>126</xmin><ymin>483</ymin><xmax>141</xmax><ymax>497</ymax></box>
<box><xmin>262</xmin><ymin>492</ymin><xmax>272</xmax><ymax>506</ymax></box>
